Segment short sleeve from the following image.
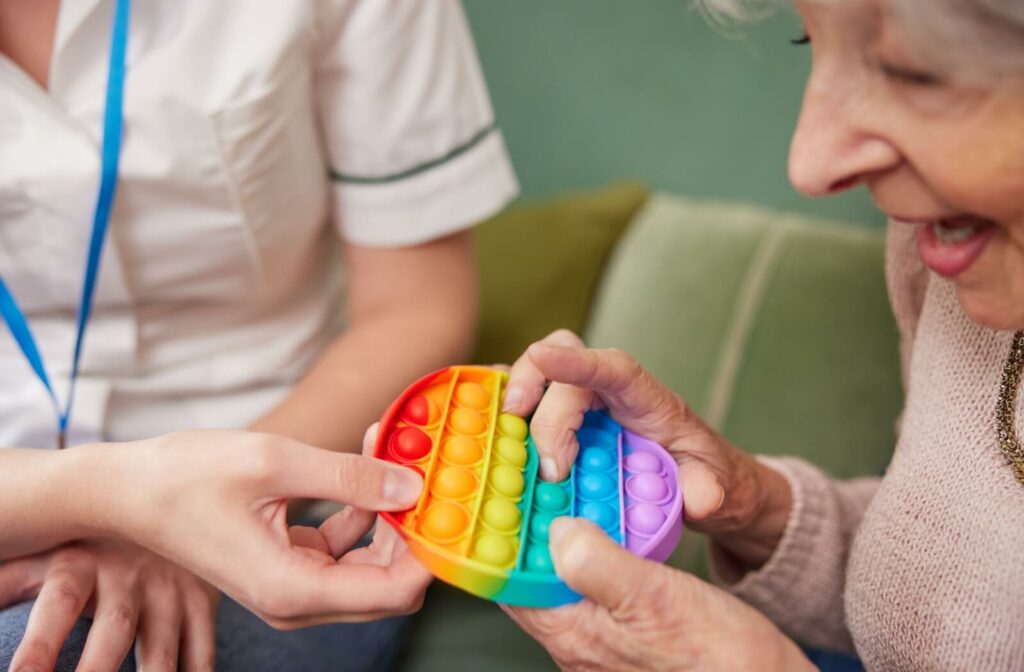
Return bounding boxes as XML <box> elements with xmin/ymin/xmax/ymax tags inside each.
<box><xmin>314</xmin><ymin>0</ymin><xmax>519</xmax><ymax>247</ymax></box>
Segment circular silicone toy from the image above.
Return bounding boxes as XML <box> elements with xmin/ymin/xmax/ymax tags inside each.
<box><xmin>374</xmin><ymin>366</ymin><xmax>684</xmax><ymax>608</ymax></box>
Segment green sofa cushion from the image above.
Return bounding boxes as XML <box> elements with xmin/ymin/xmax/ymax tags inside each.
<box><xmin>397</xmin><ymin>193</ymin><xmax>901</xmax><ymax>672</ymax></box>
<box><xmin>472</xmin><ymin>182</ymin><xmax>649</xmax><ymax>366</ymax></box>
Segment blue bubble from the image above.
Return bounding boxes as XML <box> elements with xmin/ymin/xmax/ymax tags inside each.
<box><xmin>578</xmin><ymin>472</ymin><xmax>616</xmax><ymax>500</ymax></box>
<box><xmin>579</xmin><ymin>447</ymin><xmax>614</xmax><ymax>472</ymax></box>
<box><xmin>526</xmin><ymin>544</ymin><xmax>554</xmax><ymax>573</ymax></box>
<box><xmin>580</xmin><ymin>500</ymin><xmax>617</xmax><ymax>529</ymax></box>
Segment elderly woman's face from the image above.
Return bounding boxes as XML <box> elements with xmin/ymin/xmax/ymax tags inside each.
<box><xmin>789</xmin><ymin>0</ymin><xmax>1024</xmax><ymax>330</ymax></box>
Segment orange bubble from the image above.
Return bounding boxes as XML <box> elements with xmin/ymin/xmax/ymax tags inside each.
<box><xmin>450</xmin><ymin>408</ymin><xmax>487</xmax><ymax>436</ymax></box>
<box><xmin>455</xmin><ymin>382</ymin><xmax>490</xmax><ymax>409</ymax></box>
<box><xmin>442</xmin><ymin>435</ymin><xmax>483</xmax><ymax>465</ymax></box>
<box><xmin>432</xmin><ymin>466</ymin><xmax>478</xmax><ymax>500</ymax></box>
<box><xmin>421</xmin><ymin>502</ymin><xmax>469</xmax><ymax>542</ymax></box>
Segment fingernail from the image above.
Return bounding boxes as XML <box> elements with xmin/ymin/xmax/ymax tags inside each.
<box><xmin>502</xmin><ymin>386</ymin><xmax>523</xmax><ymax>412</ymax></box>
<box><xmin>384</xmin><ymin>468</ymin><xmax>423</xmax><ymax>506</ymax></box>
<box><xmin>540</xmin><ymin>457</ymin><xmax>559</xmax><ymax>482</ymax></box>
<box><xmin>715</xmin><ymin>485</ymin><xmax>726</xmax><ymax>511</ymax></box>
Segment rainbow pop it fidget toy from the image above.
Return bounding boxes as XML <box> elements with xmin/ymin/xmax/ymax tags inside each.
<box><xmin>374</xmin><ymin>366</ymin><xmax>684</xmax><ymax>607</ymax></box>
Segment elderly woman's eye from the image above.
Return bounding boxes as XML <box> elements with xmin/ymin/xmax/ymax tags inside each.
<box><xmin>879</xmin><ymin>61</ymin><xmax>942</xmax><ymax>87</ymax></box>
<box><xmin>790</xmin><ymin>32</ymin><xmax>810</xmax><ymax>46</ymax></box>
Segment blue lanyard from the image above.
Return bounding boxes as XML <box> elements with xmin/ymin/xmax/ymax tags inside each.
<box><xmin>0</xmin><ymin>0</ymin><xmax>131</xmax><ymax>449</ymax></box>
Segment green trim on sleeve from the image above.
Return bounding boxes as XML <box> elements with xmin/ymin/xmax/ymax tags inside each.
<box><xmin>330</xmin><ymin>123</ymin><xmax>498</xmax><ymax>185</ymax></box>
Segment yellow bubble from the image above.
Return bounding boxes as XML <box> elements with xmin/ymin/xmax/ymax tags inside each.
<box><xmin>497</xmin><ymin>414</ymin><xmax>528</xmax><ymax>441</ymax></box>
<box><xmin>432</xmin><ymin>466</ymin><xmax>478</xmax><ymax>500</ymax></box>
<box><xmin>490</xmin><ymin>464</ymin><xmax>525</xmax><ymax>499</ymax></box>
<box><xmin>482</xmin><ymin>497</ymin><xmax>521</xmax><ymax>532</ymax></box>
<box><xmin>442</xmin><ymin>435</ymin><xmax>483</xmax><ymax>465</ymax></box>
<box><xmin>494</xmin><ymin>436</ymin><xmax>528</xmax><ymax>468</ymax></box>
<box><xmin>421</xmin><ymin>502</ymin><xmax>468</xmax><ymax>542</ymax></box>
<box><xmin>450</xmin><ymin>408</ymin><xmax>487</xmax><ymax>436</ymax></box>
<box><xmin>472</xmin><ymin>534</ymin><xmax>516</xmax><ymax>567</ymax></box>
<box><xmin>455</xmin><ymin>382</ymin><xmax>490</xmax><ymax>410</ymax></box>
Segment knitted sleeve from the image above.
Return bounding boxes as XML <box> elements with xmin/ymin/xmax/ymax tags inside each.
<box><xmin>708</xmin><ymin>457</ymin><xmax>880</xmax><ymax>652</ymax></box>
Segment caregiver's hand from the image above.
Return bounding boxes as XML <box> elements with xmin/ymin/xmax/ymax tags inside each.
<box><xmin>503</xmin><ymin>330</ymin><xmax>792</xmax><ymax>569</ymax></box>
<box><xmin>2</xmin><ymin>540</ymin><xmax>217</xmax><ymax>672</ymax></box>
<box><xmin>505</xmin><ymin>519</ymin><xmax>814</xmax><ymax>672</ymax></box>
<box><xmin>67</xmin><ymin>429</ymin><xmax>431</xmax><ymax>629</ymax></box>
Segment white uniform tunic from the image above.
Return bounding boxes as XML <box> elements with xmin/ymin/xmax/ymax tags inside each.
<box><xmin>0</xmin><ymin>0</ymin><xmax>518</xmax><ymax>449</ymax></box>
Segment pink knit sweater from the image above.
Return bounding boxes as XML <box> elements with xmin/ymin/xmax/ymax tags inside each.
<box><xmin>714</xmin><ymin>223</ymin><xmax>1024</xmax><ymax>670</ymax></box>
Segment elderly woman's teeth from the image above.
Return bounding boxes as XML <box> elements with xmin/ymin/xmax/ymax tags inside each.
<box><xmin>932</xmin><ymin>219</ymin><xmax>978</xmax><ymax>244</ymax></box>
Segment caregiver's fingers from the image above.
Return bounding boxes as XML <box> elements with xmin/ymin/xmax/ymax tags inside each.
<box><xmin>503</xmin><ymin>329</ymin><xmax>586</xmax><ymax>416</ymax></box>
<box><xmin>362</xmin><ymin>423</ymin><xmax>380</xmax><ymax>456</ymax></box>
<box><xmin>180</xmin><ymin>585</ymin><xmax>217</xmax><ymax>672</ymax></box>
<box><xmin>0</xmin><ymin>555</ymin><xmax>48</xmax><ymax>608</ymax></box>
<box><xmin>136</xmin><ymin>581</ymin><xmax>183</xmax><ymax>672</ymax></box>
<box><xmin>11</xmin><ymin>550</ymin><xmax>97</xmax><ymax>672</ymax></box>
<box><xmin>529</xmin><ymin>381</ymin><xmax>597</xmax><ymax>482</ymax></box>
<box><xmin>255</xmin><ymin>552</ymin><xmax>431</xmax><ymax>627</ymax></box>
<box><xmin>318</xmin><ymin>506</ymin><xmax>377</xmax><ymax>558</ymax></box>
<box><xmin>76</xmin><ymin>576</ymin><xmax>141</xmax><ymax>672</ymax></box>
<box><xmin>549</xmin><ymin>518</ymin><xmax>689</xmax><ymax>614</ymax></box>
<box><xmin>288</xmin><ymin>526</ymin><xmax>332</xmax><ymax>556</ymax></box>
<box><xmin>267</xmin><ymin>439</ymin><xmax>423</xmax><ymax>511</ymax></box>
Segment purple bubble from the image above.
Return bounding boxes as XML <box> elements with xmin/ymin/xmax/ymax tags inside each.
<box><xmin>624</xmin><ymin>451</ymin><xmax>661</xmax><ymax>474</ymax></box>
<box><xmin>626</xmin><ymin>503</ymin><xmax>667</xmax><ymax>535</ymax></box>
<box><xmin>627</xmin><ymin>473</ymin><xmax>668</xmax><ymax>502</ymax></box>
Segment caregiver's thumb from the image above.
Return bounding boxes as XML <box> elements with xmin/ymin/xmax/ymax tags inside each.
<box><xmin>266</xmin><ymin>435</ymin><xmax>423</xmax><ymax>510</ymax></box>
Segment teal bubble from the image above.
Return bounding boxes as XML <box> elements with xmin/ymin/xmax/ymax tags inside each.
<box><xmin>530</xmin><ymin>511</ymin><xmax>555</xmax><ymax>541</ymax></box>
<box><xmin>535</xmin><ymin>482</ymin><xmax>570</xmax><ymax>512</ymax></box>
<box><xmin>526</xmin><ymin>544</ymin><xmax>554</xmax><ymax>573</ymax></box>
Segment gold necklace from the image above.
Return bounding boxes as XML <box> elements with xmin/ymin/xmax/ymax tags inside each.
<box><xmin>995</xmin><ymin>331</ymin><xmax>1024</xmax><ymax>484</ymax></box>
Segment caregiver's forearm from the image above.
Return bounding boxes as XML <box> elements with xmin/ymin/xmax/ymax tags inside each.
<box><xmin>0</xmin><ymin>445</ymin><xmax>110</xmax><ymax>559</ymax></box>
<box><xmin>249</xmin><ymin>231</ymin><xmax>477</xmax><ymax>457</ymax></box>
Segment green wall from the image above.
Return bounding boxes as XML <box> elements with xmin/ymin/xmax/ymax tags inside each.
<box><xmin>464</xmin><ymin>0</ymin><xmax>885</xmax><ymax>227</ymax></box>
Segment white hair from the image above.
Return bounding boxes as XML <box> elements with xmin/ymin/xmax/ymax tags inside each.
<box><xmin>696</xmin><ymin>0</ymin><xmax>1024</xmax><ymax>81</ymax></box>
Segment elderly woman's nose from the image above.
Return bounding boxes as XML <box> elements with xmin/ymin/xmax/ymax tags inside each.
<box><xmin>787</xmin><ymin>85</ymin><xmax>900</xmax><ymax>197</ymax></box>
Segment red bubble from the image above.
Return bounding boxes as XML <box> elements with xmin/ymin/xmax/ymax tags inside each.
<box><xmin>402</xmin><ymin>395</ymin><xmax>434</xmax><ymax>426</ymax></box>
<box><xmin>392</xmin><ymin>427</ymin><xmax>432</xmax><ymax>462</ymax></box>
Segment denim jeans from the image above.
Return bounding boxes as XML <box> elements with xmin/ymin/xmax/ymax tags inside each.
<box><xmin>0</xmin><ymin>597</ymin><xmax>406</xmax><ymax>672</ymax></box>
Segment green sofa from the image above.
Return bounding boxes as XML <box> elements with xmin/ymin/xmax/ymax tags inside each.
<box><xmin>394</xmin><ymin>186</ymin><xmax>901</xmax><ymax>671</ymax></box>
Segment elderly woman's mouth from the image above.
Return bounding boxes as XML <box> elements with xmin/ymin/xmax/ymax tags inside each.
<box><xmin>900</xmin><ymin>215</ymin><xmax>999</xmax><ymax>278</ymax></box>
<box><xmin>891</xmin><ymin>215</ymin><xmax>998</xmax><ymax>278</ymax></box>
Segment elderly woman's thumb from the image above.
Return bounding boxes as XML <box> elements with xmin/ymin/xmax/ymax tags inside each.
<box><xmin>549</xmin><ymin>517</ymin><xmax>683</xmax><ymax>611</ymax></box>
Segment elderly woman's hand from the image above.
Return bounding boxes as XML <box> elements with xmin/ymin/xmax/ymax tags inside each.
<box><xmin>505</xmin><ymin>518</ymin><xmax>813</xmax><ymax>672</ymax></box>
<box><xmin>503</xmin><ymin>330</ymin><xmax>792</xmax><ymax>567</ymax></box>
